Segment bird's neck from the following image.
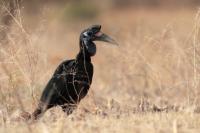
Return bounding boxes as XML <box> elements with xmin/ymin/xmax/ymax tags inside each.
<box><xmin>76</xmin><ymin>51</ymin><xmax>91</xmax><ymax>63</ymax></box>
<box><xmin>76</xmin><ymin>40</ymin><xmax>91</xmax><ymax>62</ymax></box>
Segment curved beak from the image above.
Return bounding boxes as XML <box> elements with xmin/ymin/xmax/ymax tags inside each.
<box><xmin>95</xmin><ymin>32</ymin><xmax>118</xmax><ymax>45</ymax></box>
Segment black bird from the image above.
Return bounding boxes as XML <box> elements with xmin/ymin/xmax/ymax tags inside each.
<box><xmin>31</xmin><ymin>25</ymin><xmax>117</xmax><ymax>119</ymax></box>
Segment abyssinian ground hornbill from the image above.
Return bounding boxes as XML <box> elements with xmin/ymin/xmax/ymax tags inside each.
<box><xmin>31</xmin><ymin>25</ymin><xmax>118</xmax><ymax>119</ymax></box>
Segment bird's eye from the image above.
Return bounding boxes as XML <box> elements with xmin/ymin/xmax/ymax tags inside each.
<box><xmin>88</xmin><ymin>32</ymin><xmax>93</xmax><ymax>36</ymax></box>
<box><xmin>83</xmin><ymin>31</ymin><xmax>92</xmax><ymax>37</ymax></box>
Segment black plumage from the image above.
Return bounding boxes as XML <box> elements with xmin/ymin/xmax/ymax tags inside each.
<box><xmin>31</xmin><ymin>25</ymin><xmax>117</xmax><ymax>119</ymax></box>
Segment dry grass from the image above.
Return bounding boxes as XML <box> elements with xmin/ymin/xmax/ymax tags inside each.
<box><xmin>0</xmin><ymin>4</ymin><xmax>200</xmax><ymax>132</ymax></box>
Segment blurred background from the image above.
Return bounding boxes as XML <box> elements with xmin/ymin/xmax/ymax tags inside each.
<box><xmin>1</xmin><ymin>0</ymin><xmax>200</xmax><ymax>115</ymax></box>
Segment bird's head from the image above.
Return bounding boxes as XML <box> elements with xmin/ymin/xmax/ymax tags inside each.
<box><xmin>80</xmin><ymin>25</ymin><xmax>118</xmax><ymax>56</ymax></box>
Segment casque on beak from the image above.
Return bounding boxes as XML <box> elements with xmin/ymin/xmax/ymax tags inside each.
<box><xmin>95</xmin><ymin>32</ymin><xmax>118</xmax><ymax>45</ymax></box>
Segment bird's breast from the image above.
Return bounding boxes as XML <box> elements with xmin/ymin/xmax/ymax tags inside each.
<box><xmin>60</xmin><ymin>61</ymin><xmax>93</xmax><ymax>87</ymax></box>
<box><xmin>60</xmin><ymin>69</ymin><xmax>90</xmax><ymax>86</ymax></box>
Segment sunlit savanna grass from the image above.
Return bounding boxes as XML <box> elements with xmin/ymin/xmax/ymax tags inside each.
<box><xmin>0</xmin><ymin>7</ymin><xmax>200</xmax><ymax>132</ymax></box>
